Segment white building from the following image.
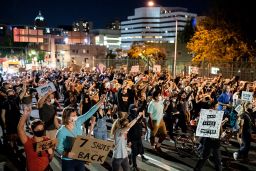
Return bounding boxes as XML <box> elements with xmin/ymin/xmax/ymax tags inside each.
<box><xmin>92</xmin><ymin>29</ymin><xmax>121</xmax><ymax>50</ymax></box>
<box><xmin>121</xmin><ymin>7</ymin><xmax>197</xmax><ymax>49</ymax></box>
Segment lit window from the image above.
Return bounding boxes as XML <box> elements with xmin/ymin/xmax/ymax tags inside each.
<box><xmin>125</xmin><ymin>28</ymin><xmax>128</xmax><ymax>30</ymax></box>
<box><xmin>165</xmin><ymin>30</ymin><xmax>168</xmax><ymax>33</ymax></box>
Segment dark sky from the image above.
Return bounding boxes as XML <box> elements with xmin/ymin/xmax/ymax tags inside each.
<box><xmin>0</xmin><ymin>0</ymin><xmax>210</xmax><ymax>28</ymax></box>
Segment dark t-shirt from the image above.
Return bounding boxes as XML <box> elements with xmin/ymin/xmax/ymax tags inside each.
<box><xmin>127</xmin><ymin>104</ymin><xmax>143</xmax><ymax>141</ymax></box>
<box><xmin>3</xmin><ymin>96</ymin><xmax>21</xmax><ymax>134</ymax></box>
<box><xmin>39</xmin><ymin>103</ymin><xmax>56</xmax><ymax>130</ymax></box>
<box><xmin>241</xmin><ymin>112</ymin><xmax>252</xmax><ymax>137</ymax></box>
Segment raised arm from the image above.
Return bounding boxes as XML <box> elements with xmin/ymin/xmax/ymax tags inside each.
<box><xmin>121</xmin><ymin>112</ymin><xmax>143</xmax><ymax>133</ymax></box>
<box><xmin>17</xmin><ymin>107</ymin><xmax>31</xmax><ymax>144</ymax></box>
<box><xmin>76</xmin><ymin>95</ymin><xmax>106</xmax><ymax>125</ymax></box>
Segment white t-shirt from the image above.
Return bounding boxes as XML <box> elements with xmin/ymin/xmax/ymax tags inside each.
<box><xmin>147</xmin><ymin>99</ymin><xmax>164</xmax><ymax>124</ymax></box>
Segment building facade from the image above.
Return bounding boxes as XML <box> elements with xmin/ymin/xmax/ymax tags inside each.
<box><xmin>92</xmin><ymin>29</ymin><xmax>121</xmax><ymax>50</ymax></box>
<box><xmin>121</xmin><ymin>7</ymin><xmax>197</xmax><ymax>49</ymax></box>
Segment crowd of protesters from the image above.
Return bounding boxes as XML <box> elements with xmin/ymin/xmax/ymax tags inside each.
<box><xmin>0</xmin><ymin>67</ymin><xmax>255</xmax><ymax>171</ymax></box>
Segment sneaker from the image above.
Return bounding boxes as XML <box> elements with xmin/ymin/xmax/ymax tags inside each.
<box><xmin>233</xmin><ymin>152</ymin><xmax>238</xmax><ymax>160</ymax></box>
<box><xmin>141</xmin><ymin>155</ymin><xmax>149</xmax><ymax>162</ymax></box>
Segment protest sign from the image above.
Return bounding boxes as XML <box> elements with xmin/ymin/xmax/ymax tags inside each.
<box><xmin>71</xmin><ymin>136</ymin><xmax>114</xmax><ymax>164</ymax></box>
<box><xmin>196</xmin><ymin>109</ymin><xmax>224</xmax><ymax>139</ymax></box>
<box><xmin>130</xmin><ymin>65</ymin><xmax>139</xmax><ymax>73</ymax></box>
<box><xmin>235</xmin><ymin>104</ymin><xmax>243</xmax><ymax>114</ymax></box>
<box><xmin>36</xmin><ymin>139</ymin><xmax>57</xmax><ymax>152</ymax></box>
<box><xmin>36</xmin><ymin>82</ymin><xmax>56</xmax><ymax>97</ymax></box>
<box><xmin>241</xmin><ymin>91</ymin><xmax>253</xmax><ymax>102</ymax></box>
<box><xmin>153</xmin><ymin>65</ymin><xmax>161</xmax><ymax>72</ymax></box>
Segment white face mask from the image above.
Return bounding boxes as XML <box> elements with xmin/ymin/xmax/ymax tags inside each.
<box><xmin>50</xmin><ymin>99</ymin><xmax>55</xmax><ymax>104</ymax></box>
<box><xmin>70</xmin><ymin>116</ymin><xmax>78</xmax><ymax>122</ymax></box>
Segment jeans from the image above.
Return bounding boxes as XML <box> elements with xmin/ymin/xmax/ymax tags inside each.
<box><xmin>194</xmin><ymin>138</ymin><xmax>222</xmax><ymax>171</ymax></box>
<box><xmin>62</xmin><ymin>159</ymin><xmax>87</xmax><ymax>171</ymax></box>
<box><xmin>94</xmin><ymin>131</ymin><xmax>108</xmax><ymax>140</ymax></box>
<box><xmin>238</xmin><ymin>134</ymin><xmax>251</xmax><ymax>159</ymax></box>
<box><xmin>131</xmin><ymin>140</ymin><xmax>144</xmax><ymax>167</ymax></box>
<box><xmin>112</xmin><ymin>157</ymin><xmax>130</xmax><ymax>171</ymax></box>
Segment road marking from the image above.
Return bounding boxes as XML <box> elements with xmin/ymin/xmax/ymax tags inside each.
<box><xmin>142</xmin><ymin>154</ymin><xmax>180</xmax><ymax>171</ymax></box>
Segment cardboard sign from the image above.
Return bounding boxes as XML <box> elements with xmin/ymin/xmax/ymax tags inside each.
<box><xmin>36</xmin><ymin>82</ymin><xmax>56</xmax><ymax>97</ymax></box>
<box><xmin>71</xmin><ymin>136</ymin><xmax>114</xmax><ymax>164</ymax></box>
<box><xmin>36</xmin><ymin>139</ymin><xmax>57</xmax><ymax>152</ymax></box>
<box><xmin>153</xmin><ymin>65</ymin><xmax>161</xmax><ymax>72</ymax></box>
<box><xmin>196</xmin><ymin>109</ymin><xmax>224</xmax><ymax>139</ymax></box>
<box><xmin>235</xmin><ymin>104</ymin><xmax>243</xmax><ymax>114</ymax></box>
<box><xmin>188</xmin><ymin>66</ymin><xmax>199</xmax><ymax>74</ymax></box>
<box><xmin>130</xmin><ymin>65</ymin><xmax>139</xmax><ymax>73</ymax></box>
<box><xmin>241</xmin><ymin>91</ymin><xmax>253</xmax><ymax>102</ymax></box>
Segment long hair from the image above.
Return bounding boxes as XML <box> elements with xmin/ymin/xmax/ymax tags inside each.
<box><xmin>62</xmin><ymin>107</ymin><xmax>76</xmax><ymax>125</ymax></box>
<box><xmin>111</xmin><ymin>119</ymin><xmax>120</xmax><ymax>136</ymax></box>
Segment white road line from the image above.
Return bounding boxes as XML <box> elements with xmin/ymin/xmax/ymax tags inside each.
<box><xmin>142</xmin><ymin>154</ymin><xmax>180</xmax><ymax>171</ymax></box>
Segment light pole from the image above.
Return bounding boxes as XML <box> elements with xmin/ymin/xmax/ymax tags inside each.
<box><xmin>173</xmin><ymin>18</ymin><xmax>178</xmax><ymax>78</ymax></box>
<box><xmin>147</xmin><ymin>1</ymin><xmax>178</xmax><ymax>77</ymax></box>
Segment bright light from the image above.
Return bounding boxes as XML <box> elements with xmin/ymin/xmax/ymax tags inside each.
<box><xmin>148</xmin><ymin>1</ymin><xmax>154</xmax><ymax>6</ymax></box>
<box><xmin>84</xmin><ymin>38</ymin><xmax>88</xmax><ymax>44</ymax></box>
<box><xmin>64</xmin><ymin>37</ymin><xmax>69</xmax><ymax>44</ymax></box>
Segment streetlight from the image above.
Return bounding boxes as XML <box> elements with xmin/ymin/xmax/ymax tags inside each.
<box><xmin>147</xmin><ymin>1</ymin><xmax>178</xmax><ymax>78</ymax></box>
<box><xmin>148</xmin><ymin>1</ymin><xmax>154</xmax><ymax>7</ymax></box>
<box><xmin>173</xmin><ymin>18</ymin><xmax>178</xmax><ymax>79</ymax></box>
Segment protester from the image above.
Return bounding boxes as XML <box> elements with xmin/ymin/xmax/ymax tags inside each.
<box><xmin>147</xmin><ymin>90</ymin><xmax>167</xmax><ymax>152</ymax></box>
<box><xmin>233</xmin><ymin>102</ymin><xmax>253</xmax><ymax>161</ymax></box>
<box><xmin>38</xmin><ymin>91</ymin><xmax>60</xmax><ymax>139</ymax></box>
<box><xmin>17</xmin><ymin>106</ymin><xmax>54</xmax><ymax>171</ymax></box>
<box><xmin>127</xmin><ymin>97</ymin><xmax>148</xmax><ymax>171</ymax></box>
<box><xmin>111</xmin><ymin>112</ymin><xmax>143</xmax><ymax>171</ymax></box>
<box><xmin>56</xmin><ymin>95</ymin><xmax>105</xmax><ymax>171</ymax></box>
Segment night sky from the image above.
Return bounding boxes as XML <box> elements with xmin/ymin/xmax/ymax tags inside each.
<box><xmin>0</xmin><ymin>0</ymin><xmax>210</xmax><ymax>28</ymax></box>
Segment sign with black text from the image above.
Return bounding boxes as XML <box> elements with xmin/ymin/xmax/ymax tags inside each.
<box><xmin>71</xmin><ymin>136</ymin><xmax>114</xmax><ymax>164</ymax></box>
<box><xmin>196</xmin><ymin>109</ymin><xmax>224</xmax><ymax>139</ymax></box>
<box><xmin>241</xmin><ymin>91</ymin><xmax>253</xmax><ymax>102</ymax></box>
<box><xmin>36</xmin><ymin>82</ymin><xmax>56</xmax><ymax>97</ymax></box>
<box><xmin>36</xmin><ymin>139</ymin><xmax>57</xmax><ymax>152</ymax></box>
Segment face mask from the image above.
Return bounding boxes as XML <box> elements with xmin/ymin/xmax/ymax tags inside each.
<box><xmin>33</xmin><ymin>130</ymin><xmax>45</xmax><ymax>137</ymax></box>
<box><xmin>247</xmin><ymin>108</ymin><xmax>253</xmax><ymax>113</ymax></box>
<box><xmin>50</xmin><ymin>99</ymin><xmax>55</xmax><ymax>104</ymax></box>
<box><xmin>173</xmin><ymin>99</ymin><xmax>177</xmax><ymax>102</ymax></box>
<box><xmin>70</xmin><ymin>116</ymin><xmax>78</xmax><ymax>122</ymax></box>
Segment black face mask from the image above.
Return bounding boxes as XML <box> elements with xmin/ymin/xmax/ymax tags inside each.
<box><xmin>33</xmin><ymin>130</ymin><xmax>45</xmax><ymax>137</ymax></box>
<box><xmin>247</xmin><ymin>109</ymin><xmax>253</xmax><ymax>113</ymax></box>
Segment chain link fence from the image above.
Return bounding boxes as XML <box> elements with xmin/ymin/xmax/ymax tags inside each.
<box><xmin>92</xmin><ymin>58</ymin><xmax>256</xmax><ymax>81</ymax></box>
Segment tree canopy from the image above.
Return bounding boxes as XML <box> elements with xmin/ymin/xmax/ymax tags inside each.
<box><xmin>127</xmin><ymin>44</ymin><xmax>166</xmax><ymax>65</ymax></box>
<box><xmin>187</xmin><ymin>17</ymin><xmax>254</xmax><ymax>63</ymax></box>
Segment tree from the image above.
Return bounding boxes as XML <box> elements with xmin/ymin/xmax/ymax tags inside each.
<box><xmin>187</xmin><ymin>17</ymin><xmax>253</xmax><ymax>63</ymax></box>
<box><xmin>127</xmin><ymin>44</ymin><xmax>166</xmax><ymax>65</ymax></box>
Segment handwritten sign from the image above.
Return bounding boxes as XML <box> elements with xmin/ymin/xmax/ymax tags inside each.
<box><xmin>36</xmin><ymin>82</ymin><xmax>56</xmax><ymax>97</ymax></box>
<box><xmin>36</xmin><ymin>139</ymin><xmax>57</xmax><ymax>152</ymax></box>
<box><xmin>196</xmin><ymin>109</ymin><xmax>224</xmax><ymax>139</ymax></box>
<box><xmin>153</xmin><ymin>65</ymin><xmax>161</xmax><ymax>72</ymax></box>
<box><xmin>235</xmin><ymin>104</ymin><xmax>243</xmax><ymax>114</ymax></box>
<box><xmin>130</xmin><ymin>65</ymin><xmax>139</xmax><ymax>73</ymax></box>
<box><xmin>241</xmin><ymin>91</ymin><xmax>253</xmax><ymax>102</ymax></box>
<box><xmin>71</xmin><ymin>136</ymin><xmax>114</xmax><ymax>164</ymax></box>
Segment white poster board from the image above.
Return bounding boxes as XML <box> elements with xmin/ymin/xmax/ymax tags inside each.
<box><xmin>235</xmin><ymin>104</ymin><xmax>243</xmax><ymax>114</ymax></box>
<box><xmin>130</xmin><ymin>65</ymin><xmax>139</xmax><ymax>73</ymax></box>
<box><xmin>196</xmin><ymin>109</ymin><xmax>224</xmax><ymax>139</ymax></box>
<box><xmin>241</xmin><ymin>91</ymin><xmax>253</xmax><ymax>102</ymax></box>
<box><xmin>188</xmin><ymin>66</ymin><xmax>199</xmax><ymax>75</ymax></box>
<box><xmin>153</xmin><ymin>65</ymin><xmax>161</xmax><ymax>72</ymax></box>
<box><xmin>36</xmin><ymin>82</ymin><xmax>56</xmax><ymax>97</ymax></box>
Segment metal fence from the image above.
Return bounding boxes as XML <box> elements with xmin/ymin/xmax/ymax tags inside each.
<box><xmin>92</xmin><ymin>58</ymin><xmax>256</xmax><ymax>81</ymax></box>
